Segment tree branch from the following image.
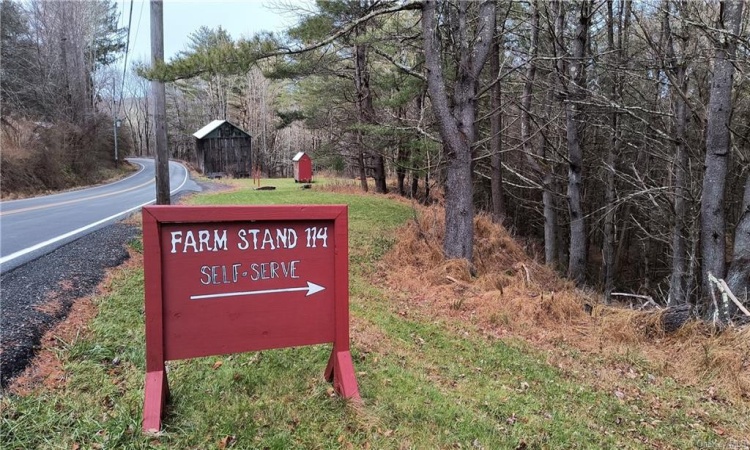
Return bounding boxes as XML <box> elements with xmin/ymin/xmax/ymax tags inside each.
<box><xmin>143</xmin><ymin>0</ymin><xmax>424</xmax><ymax>82</ymax></box>
<box><xmin>370</xmin><ymin>46</ymin><xmax>426</xmax><ymax>81</ymax></box>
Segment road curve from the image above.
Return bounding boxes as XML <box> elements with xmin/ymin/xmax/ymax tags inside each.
<box><xmin>0</xmin><ymin>158</ymin><xmax>197</xmax><ymax>273</ymax></box>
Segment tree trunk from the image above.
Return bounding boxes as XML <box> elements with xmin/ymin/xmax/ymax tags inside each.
<box><xmin>59</xmin><ymin>7</ymin><xmax>74</xmax><ymax>123</ymax></box>
<box><xmin>701</xmin><ymin>0</ymin><xmax>743</xmax><ymax>305</ymax></box>
<box><xmin>412</xmin><ymin>90</ymin><xmax>425</xmax><ymax>199</ymax></box>
<box><xmin>555</xmin><ymin>0</ymin><xmax>591</xmax><ymax>285</ymax></box>
<box><xmin>565</xmin><ymin>100</ymin><xmax>586</xmax><ymax>285</ymax></box>
<box><xmin>357</xmin><ymin>148</ymin><xmax>368</xmax><ymax>192</ymax></box>
<box><xmin>422</xmin><ymin>0</ymin><xmax>496</xmax><ymax>261</ymax></box>
<box><xmin>354</xmin><ymin>23</ymin><xmax>387</xmax><ymax>194</ymax></box>
<box><xmin>490</xmin><ymin>33</ymin><xmax>506</xmax><ymax>224</ymax></box>
<box><xmin>354</xmin><ymin>30</ymin><xmax>371</xmax><ymax>193</ymax></box>
<box><xmin>397</xmin><ymin>106</ymin><xmax>409</xmax><ymax>197</ymax></box>
<box><xmin>603</xmin><ymin>0</ymin><xmax>619</xmax><ymax>301</ymax></box>
<box><xmin>604</xmin><ymin>0</ymin><xmax>631</xmax><ymax>298</ymax></box>
<box><xmin>424</xmin><ymin>169</ymin><xmax>430</xmax><ymax>202</ymax></box>
<box><xmin>397</xmin><ymin>150</ymin><xmax>407</xmax><ymax>196</ymax></box>
<box><xmin>374</xmin><ymin>153</ymin><xmax>388</xmax><ymax>193</ymax></box>
<box><xmin>664</xmin><ymin>0</ymin><xmax>690</xmax><ymax>305</ymax></box>
<box><xmin>522</xmin><ymin>0</ymin><xmax>557</xmax><ymax>267</ymax></box>
<box><xmin>542</xmin><ymin>76</ymin><xmax>558</xmax><ymax>267</ymax></box>
<box><xmin>669</xmin><ymin>73</ymin><xmax>689</xmax><ymax>304</ymax></box>
<box><xmin>726</xmin><ymin>175</ymin><xmax>750</xmax><ymax>315</ymax></box>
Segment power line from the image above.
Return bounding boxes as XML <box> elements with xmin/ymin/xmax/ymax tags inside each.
<box><xmin>132</xmin><ymin>0</ymin><xmax>146</xmax><ymax>60</ymax></box>
<box><xmin>117</xmin><ymin>0</ymin><xmax>134</xmax><ymax>117</ymax></box>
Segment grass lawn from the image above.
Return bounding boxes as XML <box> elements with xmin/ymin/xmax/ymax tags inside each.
<box><xmin>2</xmin><ymin>178</ymin><xmax>746</xmax><ymax>449</ymax></box>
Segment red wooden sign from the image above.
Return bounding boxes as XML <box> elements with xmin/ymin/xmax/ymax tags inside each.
<box><xmin>141</xmin><ymin>205</ymin><xmax>359</xmax><ymax>432</ymax></box>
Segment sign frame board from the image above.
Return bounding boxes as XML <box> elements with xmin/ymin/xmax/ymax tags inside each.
<box><xmin>141</xmin><ymin>205</ymin><xmax>360</xmax><ymax>432</ymax></box>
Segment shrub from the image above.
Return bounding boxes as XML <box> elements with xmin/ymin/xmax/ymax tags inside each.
<box><xmin>1</xmin><ymin>115</ymin><xmax>131</xmax><ymax>197</ymax></box>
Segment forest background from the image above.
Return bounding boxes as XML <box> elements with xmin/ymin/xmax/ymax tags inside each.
<box><xmin>1</xmin><ymin>0</ymin><xmax>749</xmax><ymax>321</ymax></box>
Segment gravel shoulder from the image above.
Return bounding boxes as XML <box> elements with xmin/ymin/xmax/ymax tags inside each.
<box><xmin>0</xmin><ymin>222</ymin><xmax>139</xmax><ymax>388</ymax></box>
<box><xmin>0</xmin><ymin>180</ymin><xmax>232</xmax><ymax>389</ymax></box>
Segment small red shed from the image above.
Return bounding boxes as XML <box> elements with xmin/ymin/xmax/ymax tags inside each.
<box><xmin>292</xmin><ymin>152</ymin><xmax>313</xmax><ymax>183</ymax></box>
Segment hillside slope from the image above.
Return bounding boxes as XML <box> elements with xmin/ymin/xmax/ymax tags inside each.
<box><xmin>379</xmin><ymin>204</ymin><xmax>750</xmax><ymax>405</ymax></box>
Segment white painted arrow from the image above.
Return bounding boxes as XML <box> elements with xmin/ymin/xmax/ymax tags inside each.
<box><xmin>190</xmin><ymin>281</ymin><xmax>326</xmax><ymax>300</ymax></box>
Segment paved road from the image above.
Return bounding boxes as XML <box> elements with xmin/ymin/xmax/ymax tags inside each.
<box><xmin>0</xmin><ymin>158</ymin><xmax>198</xmax><ymax>273</ymax></box>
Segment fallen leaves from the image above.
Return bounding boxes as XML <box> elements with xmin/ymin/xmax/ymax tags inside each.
<box><xmin>218</xmin><ymin>435</ymin><xmax>236</xmax><ymax>449</ymax></box>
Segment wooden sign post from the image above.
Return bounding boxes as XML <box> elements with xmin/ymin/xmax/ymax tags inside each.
<box><xmin>141</xmin><ymin>205</ymin><xmax>359</xmax><ymax>432</ymax></box>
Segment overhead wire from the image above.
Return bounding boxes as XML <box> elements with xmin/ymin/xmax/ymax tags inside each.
<box><xmin>117</xmin><ymin>0</ymin><xmax>134</xmax><ymax>117</ymax></box>
<box><xmin>132</xmin><ymin>0</ymin><xmax>146</xmax><ymax>61</ymax></box>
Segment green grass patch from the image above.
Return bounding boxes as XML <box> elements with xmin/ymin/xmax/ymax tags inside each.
<box><xmin>1</xmin><ymin>178</ymin><xmax>743</xmax><ymax>449</ymax></box>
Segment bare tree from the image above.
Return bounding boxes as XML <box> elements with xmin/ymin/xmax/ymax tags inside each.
<box><xmin>603</xmin><ymin>0</ymin><xmax>622</xmax><ymax>302</ymax></box>
<box><xmin>726</xmin><ymin>175</ymin><xmax>750</xmax><ymax>314</ymax></box>
<box><xmin>422</xmin><ymin>0</ymin><xmax>497</xmax><ymax>261</ymax></box>
<box><xmin>490</xmin><ymin>28</ymin><xmax>506</xmax><ymax>223</ymax></box>
<box><xmin>552</xmin><ymin>0</ymin><xmax>592</xmax><ymax>285</ymax></box>
<box><xmin>134</xmin><ymin>0</ymin><xmax>750</xmax><ymax>306</ymax></box>
<box><xmin>661</xmin><ymin>0</ymin><xmax>692</xmax><ymax>305</ymax></box>
<box><xmin>701</xmin><ymin>0</ymin><xmax>744</xmax><ymax>306</ymax></box>
<box><xmin>122</xmin><ymin>68</ymin><xmax>153</xmax><ymax>157</ymax></box>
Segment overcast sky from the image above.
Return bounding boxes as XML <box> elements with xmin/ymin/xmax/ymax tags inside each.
<box><xmin>122</xmin><ymin>0</ymin><xmax>304</xmax><ymax>65</ymax></box>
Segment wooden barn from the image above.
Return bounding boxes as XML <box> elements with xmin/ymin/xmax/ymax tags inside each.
<box><xmin>193</xmin><ymin>120</ymin><xmax>251</xmax><ymax>177</ymax></box>
<box><xmin>292</xmin><ymin>151</ymin><xmax>313</xmax><ymax>183</ymax></box>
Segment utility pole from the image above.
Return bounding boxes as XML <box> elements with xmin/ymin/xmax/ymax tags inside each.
<box><xmin>113</xmin><ymin>78</ymin><xmax>120</xmax><ymax>167</ymax></box>
<box><xmin>151</xmin><ymin>0</ymin><xmax>170</xmax><ymax>205</ymax></box>
<box><xmin>113</xmin><ymin>116</ymin><xmax>120</xmax><ymax>167</ymax></box>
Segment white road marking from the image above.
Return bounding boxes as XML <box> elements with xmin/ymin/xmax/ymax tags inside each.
<box><xmin>0</xmin><ymin>179</ymin><xmax>154</xmax><ymax>217</ymax></box>
<box><xmin>0</xmin><ymin>161</ymin><xmax>190</xmax><ymax>268</ymax></box>
<box><xmin>0</xmin><ymin>159</ymin><xmax>147</xmax><ymax>205</ymax></box>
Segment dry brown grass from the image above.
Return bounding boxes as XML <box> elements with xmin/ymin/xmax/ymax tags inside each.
<box><xmin>33</xmin><ymin>296</ymin><xmax>64</xmax><ymax>317</ymax></box>
<box><xmin>319</xmin><ymin>177</ymin><xmax>371</xmax><ymax>195</ymax></box>
<box><xmin>1</xmin><ymin>116</ymin><xmax>128</xmax><ymax>198</ymax></box>
<box><xmin>378</xmin><ymin>202</ymin><xmax>750</xmax><ymax>404</ymax></box>
<box><xmin>382</xmin><ymin>206</ymin><xmax>581</xmax><ymax>331</ymax></box>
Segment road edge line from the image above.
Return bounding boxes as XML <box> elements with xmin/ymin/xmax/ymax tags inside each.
<box><xmin>0</xmin><ymin>160</ymin><xmax>147</xmax><ymax>205</ymax></box>
<box><xmin>0</xmin><ymin>200</ymin><xmax>154</xmax><ymax>268</ymax></box>
<box><xmin>0</xmin><ymin>161</ymin><xmax>190</xmax><ymax>269</ymax></box>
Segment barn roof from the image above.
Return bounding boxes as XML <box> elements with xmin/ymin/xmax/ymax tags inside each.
<box><xmin>292</xmin><ymin>152</ymin><xmax>307</xmax><ymax>162</ymax></box>
<box><xmin>193</xmin><ymin>120</ymin><xmax>251</xmax><ymax>139</ymax></box>
<box><xmin>193</xmin><ymin>120</ymin><xmax>225</xmax><ymax>139</ymax></box>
